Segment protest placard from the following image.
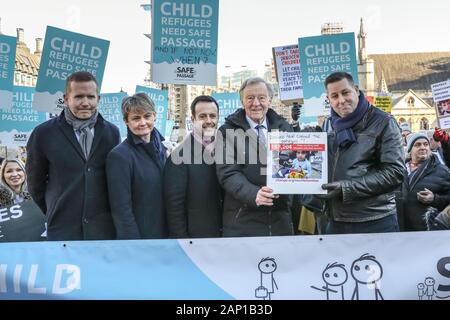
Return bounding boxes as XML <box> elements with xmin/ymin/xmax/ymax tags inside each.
<box><xmin>33</xmin><ymin>26</ymin><xmax>109</xmax><ymax>114</ymax></box>
<box><xmin>151</xmin><ymin>0</ymin><xmax>219</xmax><ymax>85</ymax></box>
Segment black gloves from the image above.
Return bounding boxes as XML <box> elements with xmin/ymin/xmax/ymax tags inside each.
<box><xmin>318</xmin><ymin>182</ymin><xmax>342</xmax><ymax>200</ymax></box>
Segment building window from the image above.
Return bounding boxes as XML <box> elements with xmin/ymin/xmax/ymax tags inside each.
<box><xmin>407</xmin><ymin>97</ymin><xmax>415</xmax><ymax>107</ymax></box>
<box><xmin>420</xmin><ymin>118</ymin><xmax>429</xmax><ymax>130</ymax></box>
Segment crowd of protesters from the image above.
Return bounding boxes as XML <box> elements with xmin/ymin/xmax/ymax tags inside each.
<box><xmin>1</xmin><ymin>71</ymin><xmax>450</xmax><ymax>242</ymax></box>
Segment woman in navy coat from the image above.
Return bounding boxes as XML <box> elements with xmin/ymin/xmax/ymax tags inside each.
<box><xmin>106</xmin><ymin>93</ymin><xmax>168</xmax><ymax>239</ymax></box>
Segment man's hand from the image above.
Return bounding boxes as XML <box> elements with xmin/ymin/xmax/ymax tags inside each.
<box><xmin>417</xmin><ymin>188</ymin><xmax>435</xmax><ymax>204</ymax></box>
<box><xmin>255</xmin><ymin>186</ymin><xmax>279</xmax><ymax>207</ymax></box>
<box><xmin>433</xmin><ymin>127</ymin><xmax>449</xmax><ymax>143</ymax></box>
<box><xmin>317</xmin><ymin>182</ymin><xmax>342</xmax><ymax>200</ymax></box>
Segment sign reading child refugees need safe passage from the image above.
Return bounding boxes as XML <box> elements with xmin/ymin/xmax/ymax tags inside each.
<box><xmin>33</xmin><ymin>26</ymin><xmax>110</xmax><ymax>114</ymax></box>
<box><xmin>432</xmin><ymin>80</ymin><xmax>450</xmax><ymax>129</ymax></box>
<box><xmin>267</xmin><ymin>132</ymin><xmax>327</xmax><ymax>194</ymax></box>
<box><xmin>272</xmin><ymin>44</ymin><xmax>303</xmax><ymax>104</ymax></box>
<box><xmin>151</xmin><ymin>0</ymin><xmax>219</xmax><ymax>85</ymax></box>
<box><xmin>0</xmin><ymin>86</ymin><xmax>47</xmax><ymax>148</ymax></box>
<box><xmin>211</xmin><ymin>92</ymin><xmax>241</xmax><ymax>126</ymax></box>
<box><xmin>135</xmin><ymin>85</ymin><xmax>169</xmax><ymax>135</ymax></box>
<box><xmin>299</xmin><ymin>32</ymin><xmax>359</xmax><ymax>117</ymax></box>
<box><xmin>0</xmin><ymin>35</ymin><xmax>17</xmax><ymax>111</ymax></box>
<box><xmin>97</xmin><ymin>92</ymin><xmax>128</xmax><ymax>140</ymax></box>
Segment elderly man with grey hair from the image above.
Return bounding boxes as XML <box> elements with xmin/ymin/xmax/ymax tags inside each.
<box><xmin>216</xmin><ymin>77</ymin><xmax>294</xmax><ymax>237</ymax></box>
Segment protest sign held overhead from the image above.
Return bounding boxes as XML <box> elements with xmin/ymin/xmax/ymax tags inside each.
<box><xmin>135</xmin><ymin>85</ymin><xmax>169</xmax><ymax>135</ymax></box>
<box><xmin>373</xmin><ymin>96</ymin><xmax>393</xmax><ymax>113</ymax></box>
<box><xmin>211</xmin><ymin>92</ymin><xmax>241</xmax><ymax>127</ymax></box>
<box><xmin>33</xmin><ymin>26</ymin><xmax>110</xmax><ymax>114</ymax></box>
<box><xmin>0</xmin><ymin>86</ymin><xmax>47</xmax><ymax>148</ymax></box>
<box><xmin>431</xmin><ymin>80</ymin><xmax>450</xmax><ymax>129</ymax></box>
<box><xmin>272</xmin><ymin>44</ymin><xmax>303</xmax><ymax>104</ymax></box>
<box><xmin>299</xmin><ymin>32</ymin><xmax>359</xmax><ymax>117</ymax></box>
<box><xmin>0</xmin><ymin>35</ymin><xmax>17</xmax><ymax>111</ymax></box>
<box><xmin>151</xmin><ymin>0</ymin><xmax>219</xmax><ymax>85</ymax></box>
<box><xmin>97</xmin><ymin>92</ymin><xmax>128</xmax><ymax>140</ymax></box>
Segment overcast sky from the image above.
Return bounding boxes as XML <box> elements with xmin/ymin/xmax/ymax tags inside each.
<box><xmin>1</xmin><ymin>0</ymin><xmax>449</xmax><ymax>93</ymax></box>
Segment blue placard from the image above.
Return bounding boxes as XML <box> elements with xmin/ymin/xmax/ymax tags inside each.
<box><xmin>97</xmin><ymin>92</ymin><xmax>128</xmax><ymax>140</ymax></box>
<box><xmin>165</xmin><ymin>119</ymin><xmax>175</xmax><ymax>139</ymax></box>
<box><xmin>135</xmin><ymin>86</ymin><xmax>169</xmax><ymax>135</ymax></box>
<box><xmin>212</xmin><ymin>92</ymin><xmax>241</xmax><ymax>127</ymax></box>
<box><xmin>151</xmin><ymin>0</ymin><xmax>219</xmax><ymax>85</ymax></box>
<box><xmin>0</xmin><ymin>86</ymin><xmax>48</xmax><ymax>147</ymax></box>
<box><xmin>33</xmin><ymin>26</ymin><xmax>110</xmax><ymax>114</ymax></box>
<box><xmin>0</xmin><ymin>35</ymin><xmax>17</xmax><ymax>111</ymax></box>
<box><xmin>299</xmin><ymin>32</ymin><xmax>358</xmax><ymax>117</ymax></box>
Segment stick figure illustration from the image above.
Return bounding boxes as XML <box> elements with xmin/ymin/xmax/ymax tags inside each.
<box><xmin>417</xmin><ymin>283</ymin><xmax>425</xmax><ymax>300</ymax></box>
<box><xmin>255</xmin><ymin>257</ymin><xmax>278</xmax><ymax>300</ymax></box>
<box><xmin>351</xmin><ymin>253</ymin><xmax>384</xmax><ymax>300</ymax></box>
<box><xmin>311</xmin><ymin>262</ymin><xmax>348</xmax><ymax>300</ymax></box>
<box><xmin>424</xmin><ymin>277</ymin><xmax>437</xmax><ymax>300</ymax></box>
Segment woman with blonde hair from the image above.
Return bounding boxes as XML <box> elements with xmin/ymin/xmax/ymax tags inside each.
<box><xmin>0</xmin><ymin>158</ymin><xmax>31</xmax><ymax>207</ymax></box>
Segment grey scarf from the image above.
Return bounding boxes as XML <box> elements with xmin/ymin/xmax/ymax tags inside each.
<box><xmin>64</xmin><ymin>107</ymin><xmax>98</xmax><ymax>159</ymax></box>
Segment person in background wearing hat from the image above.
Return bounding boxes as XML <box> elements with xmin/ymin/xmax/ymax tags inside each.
<box><xmin>396</xmin><ymin>132</ymin><xmax>450</xmax><ymax>231</ymax></box>
<box><xmin>399</xmin><ymin>122</ymin><xmax>412</xmax><ymax>147</ymax></box>
<box><xmin>426</xmin><ymin>130</ymin><xmax>446</xmax><ymax>166</ymax></box>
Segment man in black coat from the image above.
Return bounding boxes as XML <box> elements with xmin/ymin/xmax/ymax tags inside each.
<box><xmin>319</xmin><ymin>72</ymin><xmax>405</xmax><ymax>234</ymax></box>
<box><xmin>26</xmin><ymin>71</ymin><xmax>120</xmax><ymax>240</ymax></box>
<box><xmin>216</xmin><ymin>77</ymin><xmax>294</xmax><ymax>237</ymax></box>
<box><xmin>164</xmin><ymin>96</ymin><xmax>222</xmax><ymax>238</ymax></box>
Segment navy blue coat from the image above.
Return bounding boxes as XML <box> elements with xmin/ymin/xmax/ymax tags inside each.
<box><xmin>26</xmin><ymin>111</ymin><xmax>120</xmax><ymax>240</ymax></box>
<box><xmin>106</xmin><ymin>130</ymin><xmax>168</xmax><ymax>239</ymax></box>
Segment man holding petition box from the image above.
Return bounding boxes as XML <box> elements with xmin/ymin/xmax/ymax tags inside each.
<box><xmin>216</xmin><ymin>77</ymin><xmax>294</xmax><ymax>237</ymax></box>
<box><xmin>318</xmin><ymin>72</ymin><xmax>405</xmax><ymax>234</ymax></box>
<box><xmin>26</xmin><ymin>71</ymin><xmax>120</xmax><ymax>240</ymax></box>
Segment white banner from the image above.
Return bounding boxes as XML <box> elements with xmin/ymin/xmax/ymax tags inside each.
<box><xmin>0</xmin><ymin>232</ymin><xmax>449</xmax><ymax>300</ymax></box>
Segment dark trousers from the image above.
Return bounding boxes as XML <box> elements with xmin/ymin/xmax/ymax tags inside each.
<box><xmin>326</xmin><ymin>214</ymin><xmax>399</xmax><ymax>235</ymax></box>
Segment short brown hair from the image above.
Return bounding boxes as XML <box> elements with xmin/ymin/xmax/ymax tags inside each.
<box><xmin>65</xmin><ymin>71</ymin><xmax>99</xmax><ymax>94</ymax></box>
<box><xmin>121</xmin><ymin>93</ymin><xmax>156</xmax><ymax>121</ymax></box>
<box><xmin>190</xmin><ymin>95</ymin><xmax>219</xmax><ymax>117</ymax></box>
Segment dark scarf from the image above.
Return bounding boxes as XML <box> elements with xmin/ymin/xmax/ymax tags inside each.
<box><xmin>128</xmin><ymin>128</ymin><xmax>166</xmax><ymax>167</ymax></box>
<box><xmin>331</xmin><ymin>91</ymin><xmax>370</xmax><ymax>148</ymax></box>
<box><xmin>151</xmin><ymin>129</ymin><xmax>166</xmax><ymax>165</ymax></box>
<box><xmin>64</xmin><ymin>107</ymin><xmax>98</xmax><ymax>159</ymax></box>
